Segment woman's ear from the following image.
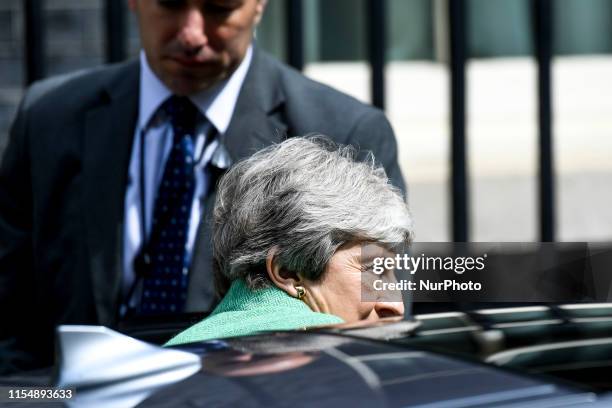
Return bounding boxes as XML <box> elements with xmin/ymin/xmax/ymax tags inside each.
<box><xmin>266</xmin><ymin>248</ymin><xmax>303</xmax><ymax>298</ymax></box>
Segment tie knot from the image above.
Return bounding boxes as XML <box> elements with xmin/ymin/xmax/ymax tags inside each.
<box><xmin>162</xmin><ymin>95</ymin><xmax>201</xmax><ymax>137</ymax></box>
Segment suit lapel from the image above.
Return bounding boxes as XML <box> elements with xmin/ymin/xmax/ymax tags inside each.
<box><xmin>186</xmin><ymin>47</ymin><xmax>287</xmax><ymax>311</ymax></box>
<box><xmin>225</xmin><ymin>46</ymin><xmax>289</xmax><ymax>161</ymax></box>
<box><xmin>82</xmin><ymin>61</ymin><xmax>139</xmax><ymax>325</ymax></box>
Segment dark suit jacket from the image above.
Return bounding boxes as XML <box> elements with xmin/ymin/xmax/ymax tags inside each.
<box><xmin>0</xmin><ymin>46</ymin><xmax>405</xmax><ymax>372</ymax></box>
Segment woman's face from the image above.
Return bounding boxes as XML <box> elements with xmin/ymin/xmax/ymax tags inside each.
<box><xmin>301</xmin><ymin>242</ymin><xmax>405</xmax><ymax>322</ymax></box>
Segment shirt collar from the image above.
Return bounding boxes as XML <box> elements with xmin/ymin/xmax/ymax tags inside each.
<box><xmin>138</xmin><ymin>45</ymin><xmax>253</xmax><ymax>134</ymax></box>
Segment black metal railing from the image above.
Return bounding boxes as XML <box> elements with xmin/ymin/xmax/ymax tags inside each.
<box><xmin>367</xmin><ymin>0</ymin><xmax>386</xmax><ymax>110</ymax></box>
<box><xmin>104</xmin><ymin>0</ymin><xmax>127</xmax><ymax>63</ymax></box>
<box><xmin>21</xmin><ymin>0</ymin><xmax>557</xmax><ymax>243</ymax></box>
<box><xmin>24</xmin><ymin>0</ymin><xmax>45</xmax><ymax>85</ymax></box>
<box><xmin>449</xmin><ymin>0</ymin><xmax>469</xmax><ymax>242</ymax></box>
<box><xmin>533</xmin><ymin>0</ymin><xmax>555</xmax><ymax>242</ymax></box>
<box><xmin>286</xmin><ymin>0</ymin><xmax>304</xmax><ymax>71</ymax></box>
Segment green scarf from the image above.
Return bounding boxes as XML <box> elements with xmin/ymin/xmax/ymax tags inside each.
<box><xmin>165</xmin><ymin>279</ymin><xmax>344</xmax><ymax>346</ymax></box>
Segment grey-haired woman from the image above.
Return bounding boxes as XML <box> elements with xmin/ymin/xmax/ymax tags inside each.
<box><xmin>167</xmin><ymin>137</ymin><xmax>413</xmax><ymax>345</ymax></box>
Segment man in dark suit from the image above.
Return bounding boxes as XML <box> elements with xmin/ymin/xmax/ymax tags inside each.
<box><xmin>0</xmin><ymin>0</ymin><xmax>404</xmax><ymax>373</ymax></box>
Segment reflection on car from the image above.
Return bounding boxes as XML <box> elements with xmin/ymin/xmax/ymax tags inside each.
<box><xmin>18</xmin><ymin>303</ymin><xmax>609</xmax><ymax>407</ymax></box>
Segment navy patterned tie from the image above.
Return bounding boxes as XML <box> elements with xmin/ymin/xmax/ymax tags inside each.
<box><xmin>137</xmin><ymin>96</ymin><xmax>201</xmax><ymax>314</ymax></box>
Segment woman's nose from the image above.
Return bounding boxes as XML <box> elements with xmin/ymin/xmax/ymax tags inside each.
<box><xmin>374</xmin><ymin>301</ymin><xmax>405</xmax><ymax>318</ymax></box>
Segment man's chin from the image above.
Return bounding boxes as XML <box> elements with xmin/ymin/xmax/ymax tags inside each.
<box><xmin>165</xmin><ymin>74</ymin><xmax>227</xmax><ymax>96</ymax></box>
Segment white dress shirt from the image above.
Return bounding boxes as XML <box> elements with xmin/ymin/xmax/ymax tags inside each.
<box><xmin>122</xmin><ymin>46</ymin><xmax>252</xmax><ymax>308</ymax></box>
